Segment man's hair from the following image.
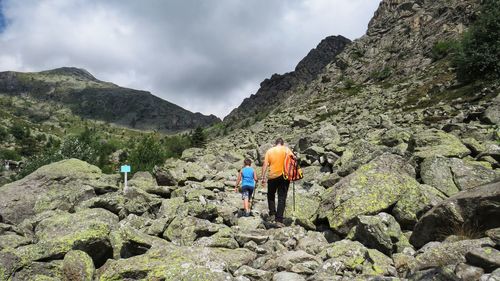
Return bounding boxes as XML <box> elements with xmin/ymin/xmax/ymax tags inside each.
<box><xmin>244</xmin><ymin>158</ymin><xmax>252</xmax><ymax>166</ymax></box>
<box><xmin>275</xmin><ymin>138</ymin><xmax>284</xmax><ymax>145</ymax></box>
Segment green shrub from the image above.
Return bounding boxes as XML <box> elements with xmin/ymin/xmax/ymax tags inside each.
<box><xmin>370</xmin><ymin>67</ymin><xmax>392</xmax><ymax>81</ymax></box>
<box><xmin>0</xmin><ymin>127</ymin><xmax>8</xmax><ymax>142</ymax></box>
<box><xmin>18</xmin><ymin>137</ymin><xmax>40</xmax><ymax>157</ymax></box>
<box><xmin>431</xmin><ymin>40</ymin><xmax>459</xmax><ymax>61</ymax></box>
<box><xmin>0</xmin><ymin>149</ymin><xmax>21</xmax><ymax>161</ymax></box>
<box><xmin>454</xmin><ymin>0</ymin><xmax>500</xmax><ymax>82</ymax></box>
<box><xmin>163</xmin><ymin>135</ymin><xmax>191</xmax><ymax>158</ymax></box>
<box><xmin>59</xmin><ymin>136</ymin><xmax>100</xmax><ymax>165</ymax></box>
<box><xmin>10</xmin><ymin>124</ymin><xmax>30</xmax><ymax>140</ymax></box>
<box><xmin>129</xmin><ymin>134</ymin><xmax>166</xmax><ymax>173</ymax></box>
<box><xmin>18</xmin><ymin>148</ymin><xmax>63</xmax><ymax>178</ymax></box>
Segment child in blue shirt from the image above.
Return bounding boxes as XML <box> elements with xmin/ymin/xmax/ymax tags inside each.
<box><xmin>235</xmin><ymin>158</ymin><xmax>258</xmax><ymax>217</ymax></box>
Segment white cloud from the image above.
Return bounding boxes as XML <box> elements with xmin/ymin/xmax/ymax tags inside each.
<box><xmin>0</xmin><ymin>0</ymin><xmax>381</xmax><ymax>118</ymax></box>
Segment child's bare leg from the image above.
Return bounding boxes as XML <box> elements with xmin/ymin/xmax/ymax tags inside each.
<box><xmin>244</xmin><ymin>199</ymin><xmax>249</xmax><ymax>212</ymax></box>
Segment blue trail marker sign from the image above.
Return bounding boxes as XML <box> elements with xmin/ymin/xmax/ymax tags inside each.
<box><xmin>121</xmin><ymin>165</ymin><xmax>131</xmax><ymax>192</ymax></box>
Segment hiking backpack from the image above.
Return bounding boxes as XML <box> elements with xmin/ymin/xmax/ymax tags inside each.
<box><xmin>283</xmin><ymin>151</ymin><xmax>303</xmax><ymax>181</ymax></box>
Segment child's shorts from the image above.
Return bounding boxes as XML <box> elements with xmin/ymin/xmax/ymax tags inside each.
<box><xmin>241</xmin><ymin>186</ymin><xmax>254</xmax><ymax>200</ymax></box>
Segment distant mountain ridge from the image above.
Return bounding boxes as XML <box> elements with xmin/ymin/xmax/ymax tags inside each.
<box><xmin>0</xmin><ymin>67</ymin><xmax>220</xmax><ymax>132</ymax></box>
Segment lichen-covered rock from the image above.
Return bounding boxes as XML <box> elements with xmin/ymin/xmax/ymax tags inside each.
<box><xmin>261</xmin><ymin>250</ymin><xmax>321</xmax><ymax>275</ymax></box>
<box><xmin>163</xmin><ymin>216</ymin><xmax>225</xmax><ymax>246</ymax></box>
<box><xmin>408</xmin><ymin>238</ymin><xmax>495</xmax><ymax>273</ymax></box>
<box><xmin>122</xmin><ymin>186</ymin><xmax>162</xmax><ymax>216</ymax></box>
<box><xmin>392</xmin><ymin>184</ymin><xmax>446</xmax><ymax>229</ymax></box>
<box><xmin>97</xmin><ymin>245</ymin><xmax>255</xmax><ymax>280</ymax></box>
<box><xmin>128</xmin><ymin>171</ymin><xmax>174</xmax><ymax>198</ymax></box>
<box><xmin>237</xmin><ymin>216</ymin><xmax>265</xmax><ymax>232</ymax></box>
<box><xmin>410</xmin><ymin>181</ymin><xmax>500</xmax><ymax>248</ymax></box>
<box><xmin>193</xmin><ymin>227</ymin><xmax>239</xmax><ymax>249</ymax></box>
<box><xmin>0</xmin><ymin>251</ymin><xmax>22</xmax><ymax>280</ymax></box>
<box><xmin>0</xmin><ymin>234</ymin><xmax>31</xmax><ymax>250</ymax></box>
<box><xmin>335</xmin><ymin>140</ymin><xmax>385</xmax><ymax>176</ymax></box>
<box><xmin>234</xmin><ymin>265</ymin><xmax>272</xmax><ymax>281</ymax></box>
<box><xmin>296</xmin><ymin>231</ymin><xmax>329</xmax><ymax>256</ymax></box>
<box><xmin>61</xmin><ymin>250</ymin><xmax>95</xmax><ymax>281</ymax></box>
<box><xmin>351</xmin><ymin>212</ymin><xmax>411</xmax><ymax>256</ymax></box>
<box><xmin>154</xmin><ymin>159</ymin><xmax>207</xmax><ymax>186</ymax></box>
<box><xmin>9</xmin><ymin>260</ymin><xmax>63</xmax><ymax>281</ymax></box>
<box><xmin>0</xmin><ymin>159</ymin><xmax>101</xmax><ymax>224</ymax></box>
<box><xmin>323</xmin><ymin>240</ymin><xmax>395</xmax><ymax>276</ymax></box>
<box><xmin>158</xmin><ymin>197</ymin><xmax>185</xmax><ymax>219</ymax></box>
<box><xmin>482</xmin><ymin>95</ymin><xmax>500</xmax><ymax>125</ymax></box>
<box><xmin>285</xmin><ymin>192</ymin><xmax>320</xmax><ymax>230</ymax></box>
<box><xmin>420</xmin><ymin>156</ymin><xmax>499</xmax><ymax>196</ymax></box>
<box><xmin>454</xmin><ymin>263</ymin><xmax>484</xmax><ymax>281</ymax></box>
<box><xmin>319</xmin><ymin>154</ymin><xmax>420</xmax><ymax>234</ymax></box>
<box><xmin>272</xmin><ymin>271</ymin><xmax>305</xmax><ymax>281</ymax></box>
<box><xmin>466</xmin><ymin>247</ymin><xmax>500</xmax><ymax>272</ymax></box>
<box><xmin>109</xmin><ymin>225</ymin><xmax>169</xmax><ymax>260</ymax></box>
<box><xmin>380</xmin><ymin>127</ymin><xmax>412</xmax><ymax>147</ymax></box>
<box><xmin>14</xmin><ymin>208</ymin><xmax>117</xmax><ymax>267</ymax></box>
<box><xmin>486</xmin><ymin>228</ymin><xmax>500</xmax><ymax>246</ymax></box>
<box><xmin>408</xmin><ymin>129</ymin><xmax>470</xmax><ymax>159</ymax></box>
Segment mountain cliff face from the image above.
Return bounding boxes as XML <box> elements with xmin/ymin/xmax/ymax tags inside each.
<box><xmin>0</xmin><ymin>67</ymin><xmax>220</xmax><ymax>132</ymax></box>
<box><xmin>0</xmin><ymin>0</ymin><xmax>499</xmax><ymax>280</ymax></box>
<box><xmin>223</xmin><ymin>35</ymin><xmax>351</xmax><ymax>128</ymax></box>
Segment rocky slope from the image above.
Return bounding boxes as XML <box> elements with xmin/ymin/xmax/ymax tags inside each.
<box><xmin>0</xmin><ymin>67</ymin><xmax>220</xmax><ymax>132</ymax></box>
<box><xmin>1</xmin><ymin>0</ymin><xmax>500</xmax><ymax>280</ymax></box>
<box><xmin>224</xmin><ymin>35</ymin><xmax>350</xmax><ymax>129</ymax></box>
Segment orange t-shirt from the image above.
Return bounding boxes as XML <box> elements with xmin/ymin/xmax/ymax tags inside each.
<box><xmin>264</xmin><ymin>145</ymin><xmax>292</xmax><ymax>179</ymax></box>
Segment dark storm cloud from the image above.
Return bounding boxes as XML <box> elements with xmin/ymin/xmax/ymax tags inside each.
<box><xmin>0</xmin><ymin>0</ymin><xmax>380</xmax><ymax>117</ymax></box>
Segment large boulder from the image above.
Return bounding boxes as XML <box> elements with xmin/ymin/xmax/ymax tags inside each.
<box><xmin>0</xmin><ymin>159</ymin><xmax>101</xmax><ymax>224</ymax></box>
<box><xmin>128</xmin><ymin>171</ymin><xmax>173</xmax><ymax>198</ymax></box>
<box><xmin>163</xmin><ymin>216</ymin><xmax>226</xmax><ymax>246</ymax></box>
<box><xmin>13</xmin><ymin>208</ymin><xmax>118</xmax><ymax>268</ymax></box>
<box><xmin>466</xmin><ymin>247</ymin><xmax>500</xmax><ymax>272</ymax></box>
<box><xmin>334</xmin><ymin>140</ymin><xmax>385</xmax><ymax>176</ymax></box>
<box><xmin>97</xmin><ymin>244</ymin><xmax>256</xmax><ymax>280</ymax></box>
<box><xmin>407</xmin><ymin>238</ymin><xmax>495</xmax><ymax>273</ymax></box>
<box><xmin>61</xmin><ymin>250</ymin><xmax>95</xmax><ymax>281</ymax></box>
<box><xmin>408</xmin><ymin>129</ymin><xmax>470</xmax><ymax>159</ymax></box>
<box><xmin>350</xmin><ymin>212</ymin><xmax>410</xmax><ymax>256</ymax></box>
<box><xmin>482</xmin><ymin>95</ymin><xmax>500</xmax><ymax>125</ymax></box>
<box><xmin>285</xmin><ymin>192</ymin><xmax>320</xmax><ymax>230</ymax></box>
<box><xmin>392</xmin><ymin>184</ymin><xmax>446</xmax><ymax>229</ymax></box>
<box><xmin>322</xmin><ymin>239</ymin><xmax>396</xmax><ymax>276</ymax></box>
<box><xmin>420</xmin><ymin>156</ymin><xmax>499</xmax><ymax>197</ymax></box>
<box><xmin>319</xmin><ymin>154</ymin><xmax>421</xmax><ymax>234</ymax></box>
<box><xmin>154</xmin><ymin>159</ymin><xmax>208</xmax><ymax>186</ymax></box>
<box><xmin>410</xmin><ymin>181</ymin><xmax>500</xmax><ymax>248</ymax></box>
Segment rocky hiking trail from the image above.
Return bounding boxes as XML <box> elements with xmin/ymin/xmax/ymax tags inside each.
<box><xmin>0</xmin><ymin>131</ymin><xmax>499</xmax><ymax>281</ymax></box>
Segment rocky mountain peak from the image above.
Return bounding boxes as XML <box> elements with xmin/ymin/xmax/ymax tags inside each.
<box><xmin>294</xmin><ymin>35</ymin><xmax>351</xmax><ymax>81</ymax></box>
<box><xmin>223</xmin><ymin>35</ymin><xmax>350</xmax><ymax>127</ymax></box>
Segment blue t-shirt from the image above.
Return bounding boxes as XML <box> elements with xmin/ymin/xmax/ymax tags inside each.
<box><xmin>241</xmin><ymin>167</ymin><xmax>255</xmax><ymax>188</ymax></box>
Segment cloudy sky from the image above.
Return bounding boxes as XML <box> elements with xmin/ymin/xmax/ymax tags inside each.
<box><xmin>0</xmin><ymin>0</ymin><xmax>380</xmax><ymax>118</ymax></box>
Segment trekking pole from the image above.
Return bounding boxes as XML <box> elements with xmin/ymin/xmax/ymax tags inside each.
<box><xmin>293</xmin><ymin>181</ymin><xmax>295</xmax><ymax>212</ymax></box>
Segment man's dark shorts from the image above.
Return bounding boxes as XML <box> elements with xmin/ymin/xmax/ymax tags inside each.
<box><xmin>241</xmin><ymin>186</ymin><xmax>254</xmax><ymax>200</ymax></box>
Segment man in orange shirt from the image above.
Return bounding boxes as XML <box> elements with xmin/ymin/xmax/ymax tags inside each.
<box><xmin>261</xmin><ymin>137</ymin><xmax>292</xmax><ymax>227</ymax></box>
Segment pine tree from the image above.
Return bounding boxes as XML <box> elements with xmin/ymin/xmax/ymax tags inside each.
<box><xmin>190</xmin><ymin>127</ymin><xmax>206</xmax><ymax>148</ymax></box>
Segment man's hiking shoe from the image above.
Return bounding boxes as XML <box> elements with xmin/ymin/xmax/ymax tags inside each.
<box><xmin>262</xmin><ymin>214</ymin><xmax>275</xmax><ymax>222</ymax></box>
<box><xmin>275</xmin><ymin>222</ymin><xmax>285</xmax><ymax>228</ymax></box>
